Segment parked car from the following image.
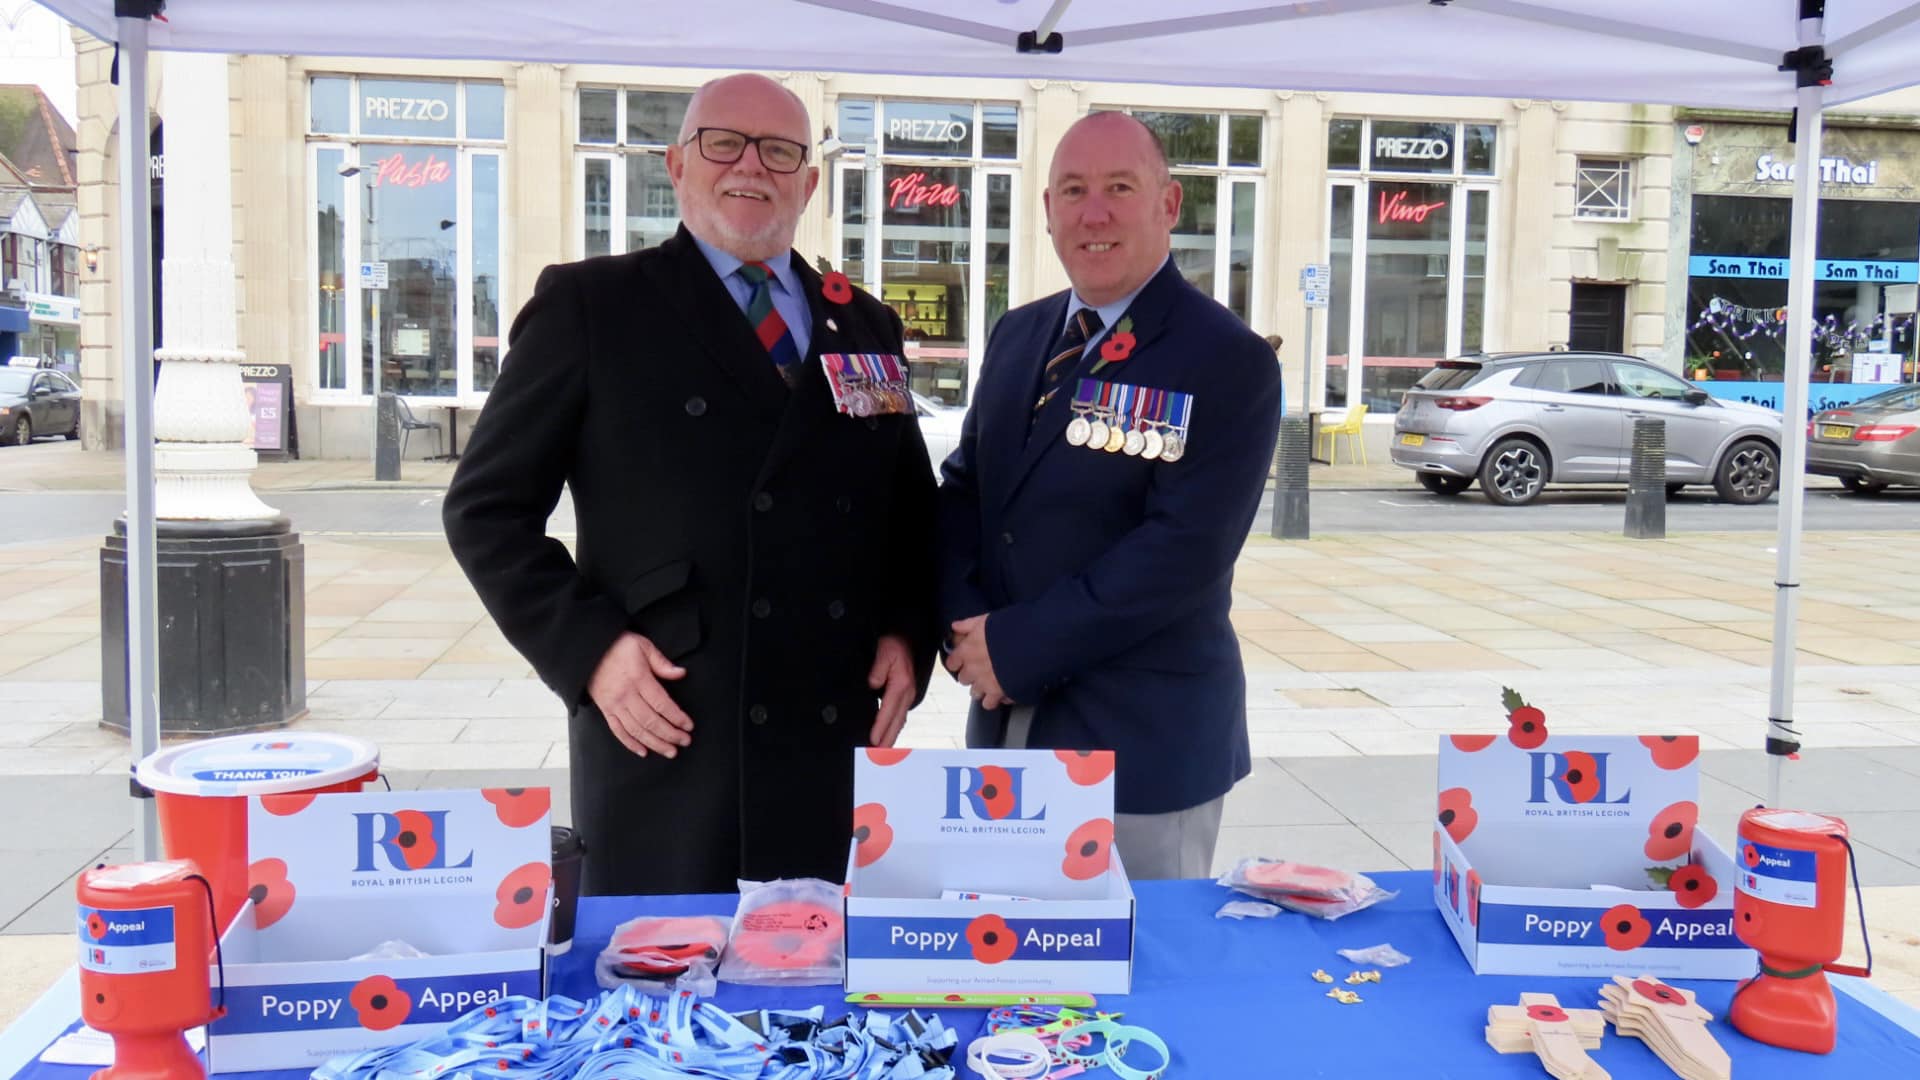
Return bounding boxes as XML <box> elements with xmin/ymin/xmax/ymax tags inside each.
<box><xmin>1390</xmin><ymin>352</ymin><xmax>1783</xmax><ymax>506</ymax></box>
<box><xmin>1806</xmin><ymin>384</ymin><xmax>1920</xmax><ymax>494</ymax></box>
<box><xmin>914</xmin><ymin>390</ymin><xmax>965</xmax><ymax>476</ymax></box>
<box><xmin>0</xmin><ymin>366</ymin><xmax>82</xmax><ymax>446</ymax></box>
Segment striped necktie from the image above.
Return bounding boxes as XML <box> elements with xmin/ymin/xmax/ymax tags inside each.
<box><xmin>735</xmin><ymin>261</ymin><xmax>802</xmax><ymax>382</ymax></box>
<box><xmin>1034</xmin><ymin>307</ymin><xmax>1102</xmax><ymax>415</ymax></box>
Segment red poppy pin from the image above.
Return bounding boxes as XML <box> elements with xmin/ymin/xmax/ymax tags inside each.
<box><xmin>822</xmin><ymin>271</ymin><xmax>854</xmax><ymax>305</ymax></box>
<box><xmin>1091</xmin><ymin>315</ymin><xmax>1136</xmax><ymax>372</ymax></box>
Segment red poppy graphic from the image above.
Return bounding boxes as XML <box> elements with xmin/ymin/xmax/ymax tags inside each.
<box><xmin>1055</xmin><ymin>749</ymin><xmax>1115</xmax><ymax>786</ymax></box>
<box><xmin>260</xmin><ymin>793</ymin><xmax>317</xmax><ymax>816</ymax></box>
<box><xmin>1645</xmin><ymin>801</ymin><xmax>1698</xmax><ymax>861</ymax></box>
<box><xmin>1502</xmin><ymin>687</ymin><xmax>1547</xmax><ymax>749</ymax></box>
<box><xmin>1668</xmin><ymin>863</ymin><xmax>1718</xmax><ymax>909</ymax></box>
<box><xmin>1437</xmin><ymin>787</ymin><xmax>1479</xmax><ymax>845</ymax></box>
<box><xmin>1640</xmin><ymin>735</ymin><xmax>1700</xmax><ymax>771</ymax></box>
<box><xmin>1526</xmin><ymin>1004</ymin><xmax>1569</xmax><ymax>1024</ymax></box>
<box><xmin>861</xmin><ymin>993</ymin><xmax>882</xmax><ymax>1002</ymax></box>
<box><xmin>390</xmin><ymin>809</ymin><xmax>439</xmax><ymax>870</ymax></box>
<box><xmin>1449</xmin><ymin>734</ymin><xmax>1497</xmax><ymax>752</ymax></box>
<box><xmin>248</xmin><ymin>858</ymin><xmax>296</xmax><ymax>929</ymax></box>
<box><xmin>349</xmin><ymin>975</ymin><xmax>412</xmax><ymax>1031</ymax></box>
<box><xmin>853</xmin><ymin>802</ymin><xmax>893</xmax><ymax>868</ymax></box>
<box><xmin>822</xmin><ymin>271</ymin><xmax>854</xmax><ymax>305</ymax></box>
<box><xmin>866</xmin><ymin>748</ymin><xmax>911</xmax><ymax>766</ymax></box>
<box><xmin>1602</xmin><ymin>904</ymin><xmax>1652</xmax><ymax>951</ymax></box>
<box><xmin>1062</xmin><ymin>818</ymin><xmax>1114</xmax><ymax>880</ymax></box>
<box><xmin>86</xmin><ymin>912</ymin><xmax>106</xmax><ymax>940</ymax></box>
<box><xmin>975</xmin><ymin>765</ymin><xmax>1017</xmax><ymax>820</ymax></box>
<box><xmin>966</xmin><ymin>914</ymin><xmax>1017</xmax><ymax>965</ymax></box>
<box><xmin>1099</xmin><ymin>331</ymin><xmax>1136</xmax><ymax>364</ymax></box>
<box><xmin>1466</xmin><ymin>869</ymin><xmax>1483</xmax><ymax>926</ymax></box>
<box><xmin>493</xmin><ymin>862</ymin><xmax>551</xmax><ymax>929</ymax></box>
<box><xmin>1743</xmin><ymin>843</ymin><xmax>1762</xmax><ymax>868</ymax></box>
<box><xmin>1558</xmin><ymin>751</ymin><xmax>1601</xmax><ymax>804</ymax></box>
<box><xmin>481</xmin><ymin>788</ymin><xmax>550</xmax><ymax>829</ymax></box>
<box><xmin>1632</xmin><ymin>979</ymin><xmax>1687</xmax><ymax>1007</ymax></box>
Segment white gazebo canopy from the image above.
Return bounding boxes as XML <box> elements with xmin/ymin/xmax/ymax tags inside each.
<box><xmin>37</xmin><ymin>0</ymin><xmax>1920</xmax><ymax>854</ymax></box>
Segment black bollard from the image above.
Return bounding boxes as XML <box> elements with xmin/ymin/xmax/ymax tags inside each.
<box><xmin>375</xmin><ymin>391</ymin><xmax>401</xmax><ymax>482</ymax></box>
<box><xmin>1624</xmin><ymin>416</ymin><xmax>1666</xmax><ymax>539</ymax></box>
<box><xmin>1271</xmin><ymin>416</ymin><xmax>1311</xmax><ymax>540</ymax></box>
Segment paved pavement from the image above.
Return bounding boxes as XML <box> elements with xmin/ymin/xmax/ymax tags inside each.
<box><xmin>2</xmin><ymin>443</ymin><xmax>1919</xmax><ymax>1026</ymax></box>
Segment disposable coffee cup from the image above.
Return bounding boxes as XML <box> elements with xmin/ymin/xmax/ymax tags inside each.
<box><xmin>550</xmin><ymin>825</ymin><xmax>585</xmax><ymax>954</ymax></box>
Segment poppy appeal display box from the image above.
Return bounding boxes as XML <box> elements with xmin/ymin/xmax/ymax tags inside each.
<box><xmin>843</xmin><ymin>748</ymin><xmax>1135</xmax><ymax>995</ymax></box>
<box><xmin>1433</xmin><ymin>731</ymin><xmax>1755</xmax><ymax>981</ymax></box>
<box><xmin>205</xmin><ymin>788</ymin><xmax>552</xmax><ymax>1071</ymax></box>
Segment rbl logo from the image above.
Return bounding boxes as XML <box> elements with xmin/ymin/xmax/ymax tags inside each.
<box><xmin>353</xmin><ymin>810</ymin><xmax>474</xmax><ymax>872</ymax></box>
<box><xmin>1526</xmin><ymin>751</ymin><xmax>1631</xmax><ymax>805</ymax></box>
<box><xmin>942</xmin><ymin>766</ymin><xmax>1046</xmax><ymax>822</ymax></box>
<box><xmin>91</xmin><ymin>948</ymin><xmax>105</xmax><ymax>964</ymax></box>
<box><xmin>252</xmin><ymin>741</ymin><xmax>293</xmax><ymax>750</ymax></box>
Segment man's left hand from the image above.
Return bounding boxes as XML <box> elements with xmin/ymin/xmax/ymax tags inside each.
<box><xmin>868</xmin><ymin>634</ymin><xmax>916</xmax><ymax>747</ymax></box>
<box><xmin>946</xmin><ymin>614</ymin><xmax>1011</xmax><ymax>709</ymax></box>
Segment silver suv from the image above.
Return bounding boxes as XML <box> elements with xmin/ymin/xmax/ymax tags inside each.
<box><xmin>1390</xmin><ymin>352</ymin><xmax>1784</xmax><ymax>506</ymax></box>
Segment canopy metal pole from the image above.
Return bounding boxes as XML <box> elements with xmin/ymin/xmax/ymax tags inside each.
<box><xmin>115</xmin><ymin>12</ymin><xmax>160</xmax><ymax>859</ymax></box>
<box><xmin>1765</xmin><ymin>8</ymin><xmax>1828</xmax><ymax>810</ymax></box>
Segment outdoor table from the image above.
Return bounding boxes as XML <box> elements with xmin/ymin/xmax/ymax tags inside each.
<box><xmin>3</xmin><ymin>870</ymin><xmax>1916</xmax><ymax>1078</ymax></box>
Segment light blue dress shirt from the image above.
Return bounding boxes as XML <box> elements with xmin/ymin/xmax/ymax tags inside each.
<box><xmin>691</xmin><ymin>233</ymin><xmax>813</xmax><ymax>359</ymax></box>
<box><xmin>1060</xmin><ymin>259</ymin><xmax>1164</xmax><ymax>354</ymax></box>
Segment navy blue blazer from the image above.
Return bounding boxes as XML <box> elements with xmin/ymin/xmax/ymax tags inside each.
<box><xmin>937</xmin><ymin>259</ymin><xmax>1284</xmax><ymax>815</ymax></box>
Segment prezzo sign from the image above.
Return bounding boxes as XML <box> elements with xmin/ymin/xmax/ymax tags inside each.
<box><xmin>1754</xmin><ymin>154</ymin><xmax>1879</xmax><ymax>186</ymax></box>
<box><xmin>888</xmin><ymin>118</ymin><xmax>968</xmax><ymax>145</ymax></box>
<box><xmin>364</xmin><ymin>95</ymin><xmax>451</xmax><ymax>124</ymax></box>
<box><xmin>1375</xmin><ymin>135</ymin><xmax>1450</xmax><ymax>162</ymax></box>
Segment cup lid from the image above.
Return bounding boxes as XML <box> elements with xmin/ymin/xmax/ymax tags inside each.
<box><xmin>135</xmin><ymin>733</ymin><xmax>380</xmax><ymax>797</ymax></box>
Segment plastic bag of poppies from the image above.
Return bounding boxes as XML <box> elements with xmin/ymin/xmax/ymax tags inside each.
<box><xmin>1217</xmin><ymin>858</ymin><xmax>1397</xmax><ymax>920</ymax></box>
<box><xmin>718</xmin><ymin>878</ymin><xmax>846</xmax><ymax>987</ymax></box>
<box><xmin>595</xmin><ymin>914</ymin><xmax>731</xmax><ymax>995</ymax></box>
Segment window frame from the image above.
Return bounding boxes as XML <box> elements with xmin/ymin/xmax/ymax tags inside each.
<box><xmin>570</xmin><ymin>87</ymin><xmax>695</xmax><ymax>261</ymax></box>
<box><xmin>1574</xmin><ymin>157</ymin><xmax>1633</xmax><ymax>222</ymax></box>
<box><xmin>1112</xmin><ymin>107</ymin><xmax>1266</xmax><ymax>319</ymax></box>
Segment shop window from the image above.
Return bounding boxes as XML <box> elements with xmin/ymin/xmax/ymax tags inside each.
<box><xmin>830</xmin><ymin>99</ymin><xmax>1021</xmax><ymax>406</ymax></box>
<box><xmin>1328</xmin><ymin>118</ymin><xmax>1362</xmax><ymax>171</ymax></box>
<box><xmin>1575</xmin><ymin>158</ymin><xmax>1631</xmax><ymax>221</ymax></box>
<box><xmin>573</xmin><ymin>88</ymin><xmax>693</xmax><ymax>259</ymax></box>
<box><xmin>1126</xmin><ymin>108</ymin><xmax>1265</xmax><ymax>323</ymax></box>
<box><xmin>306</xmin><ymin>76</ymin><xmax>507</xmax><ymax>402</ymax></box>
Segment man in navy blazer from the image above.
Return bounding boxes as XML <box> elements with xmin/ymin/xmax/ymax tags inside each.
<box><xmin>939</xmin><ymin>112</ymin><xmax>1283</xmax><ymax>879</ymax></box>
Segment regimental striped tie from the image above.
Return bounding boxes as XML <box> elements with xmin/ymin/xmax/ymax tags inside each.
<box><xmin>735</xmin><ymin>261</ymin><xmax>802</xmax><ymax>383</ymax></box>
<box><xmin>1034</xmin><ymin>308</ymin><xmax>1102</xmax><ymax>415</ymax></box>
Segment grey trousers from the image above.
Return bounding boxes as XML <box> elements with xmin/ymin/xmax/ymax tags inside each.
<box><xmin>1003</xmin><ymin>707</ymin><xmax>1225</xmax><ymax>881</ymax></box>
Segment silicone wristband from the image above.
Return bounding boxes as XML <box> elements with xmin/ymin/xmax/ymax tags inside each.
<box><xmin>968</xmin><ymin>1032</ymin><xmax>1054</xmax><ymax>1079</ymax></box>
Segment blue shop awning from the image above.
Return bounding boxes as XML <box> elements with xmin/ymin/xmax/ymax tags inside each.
<box><xmin>0</xmin><ymin>304</ymin><xmax>32</xmax><ymax>333</ymax></box>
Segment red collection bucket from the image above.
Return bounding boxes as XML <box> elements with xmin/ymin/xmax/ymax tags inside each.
<box><xmin>134</xmin><ymin>734</ymin><xmax>380</xmax><ymax>933</ymax></box>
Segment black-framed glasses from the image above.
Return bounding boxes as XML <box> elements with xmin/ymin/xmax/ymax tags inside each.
<box><xmin>683</xmin><ymin>127</ymin><xmax>809</xmax><ymax>174</ymax></box>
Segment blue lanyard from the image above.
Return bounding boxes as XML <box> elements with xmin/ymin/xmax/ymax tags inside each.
<box><xmin>315</xmin><ymin>988</ymin><xmax>958</xmax><ymax>1080</ymax></box>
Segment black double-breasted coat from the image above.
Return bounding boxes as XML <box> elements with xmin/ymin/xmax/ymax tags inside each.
<box><xmin>443</xmin><ymin>228</ymin><xmax>938</xmax><ymax>895</ymax></box>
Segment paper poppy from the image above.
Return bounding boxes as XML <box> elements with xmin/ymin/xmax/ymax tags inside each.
<box><xmin>260</xmin><ymin>793</ymin><xmax>317</xmax><ymax>816</ymax></box>
<box><xmin>822</xmin><ymin>271</ymin><xmax>854</xmax><ymax>305</ymax></box>
<box><xmin>1055</xmin><ymin>749</ymin><xmax>1115</xmax><ymax>786</ymax></box>
<box><xmin>1633</xmin><ymin>979</ymin><xmax>1687</xmax><ymax>1007</ymax></box>
<box><xmin>248</xmin><ymin>858</ymin><xmax>296</xmax><ymax>930</ymax></box>
<box><xmin>974</xmin><ymin>765</ymin><xmax>1017</xmax><ymax>820</ymax></box>
<box><xmin>493</xmin><ymin>862</ymin><xmax>552</xmax><ymax>929</ymax></box>
<box><xmin>1437</xmin><ymin>787</ymin><xmax>1478</xmax><ymax>845</ymax></box>
<box><xmin>1501</xmin><ymin>687</ymin><xmax>1547</xmax><ymax>748</ymax></box>
<box><xmin>1557</xmin><ymin>751</ymin><xmax>1601</xmax><ymax>804</ymax></box>
<box><xmin>966</xmin><ymin>914</ymin><xmax>1017</xmax><ymax>965</ymax></box>
<box><xmin>866</xmin><ymin>748</ymin><xmax>911</xmax><ymax>766</ymax></box>
<box><xmin>1640</xmin><ymin>735</ymin><xmax>1700</xmax><ymax>770</ymax></box>
<box><xmin>390</xmin><ymin>809</ymin><xmax>440</xmax><ymax>870</ymax></box>
<box><xmin>853</xmin><ymin>802</ymin><xmax>894</xmax><ymax>867</ymax></box>
<box><xmin>1466</xmin><ymin>869</ymin><xmax>1482</xmax><ymax>926</ymax></box>
<box><xmin>481</xmin><ymin>788</ymin><xmax>550</xmax><ymax>829</ymax></box>
<box><xmin>1449</xmin><ymin>734</ymin><xmax>1497</xmax><ymax>752</ymax></box>
<box><xmin>1645</xmin><ymin>801</ymin><xmax>1698</xmax><ymax>861</ymax></box>
<box><xmin>349</xmin><ymin>974</ymin><xmax>412</xmax><ymax>1031</ymax></box>
<box><xmin>1098</xmin><ymin>331</ymin><xmax>1136</xmax><ymax>364</ymax></box>
<box><xmin>86</xmin><ymin>912</ymin><xmax>106</xmax><ymax>940</ymax></box>
<box><xmin>1526</xmin><ymin>1004</ymin><xmax>1569</xmax><ymax>1024</ymax></box>
<box><xmin>1669</xmin><ymin>863</ymin><xmax>1718</xmax><ymax>908</ymax></box>
<box><xmin>1062</xmin><ymin>818</ymin><xmax>1114</xmax><ymax>881</ymax></box>
<box><xmin>1602</xmin><ymin>904</ymin><xmax>1652</xmax><ymax>951</ymax></box>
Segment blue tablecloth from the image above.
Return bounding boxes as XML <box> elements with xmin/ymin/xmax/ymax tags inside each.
<box><xmin>9</xmin><ymin>871</ymin><xmax>1920</xmax><ymax>1078</ymax></box>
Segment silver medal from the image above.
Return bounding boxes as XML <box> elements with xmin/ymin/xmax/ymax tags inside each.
<box><xmin>1066</xmin><ymin>415</ymin><xmax>1092</xmax><ymax>447</ymax></box>
<box><xmin>851</xmin><ymin>387</ymin><xmax>874</xmax><ymax>418</ymax></box>
<box><xmin>1123</xmin><ymin>428</ymin><xmax>1146</xmax><ymax>456</ymax></box>
<box><xmin>1086</xmin><ymin>418</ymin><xmax>1111</xmax><ymax>450</ymax></box>
<box><xmin>1142</xmin><ymin>428</ymin><xmax>1165</xmax><ymax>460</ymax></box>
<box><xmin>1160</xmin><ymin>431</ymin><xmax>1185</xmax><ymax>462</ymax></box>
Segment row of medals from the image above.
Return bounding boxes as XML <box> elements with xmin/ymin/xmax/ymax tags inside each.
<box><xmin>842</xmin><ymin>380</ymin><xmax>910</xmax><ymax>418</ymax></box>
<box><xmin>1066</xmin><ymin>409</ymin><xmax>1187</xmax><ymax>462</ymax></box>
